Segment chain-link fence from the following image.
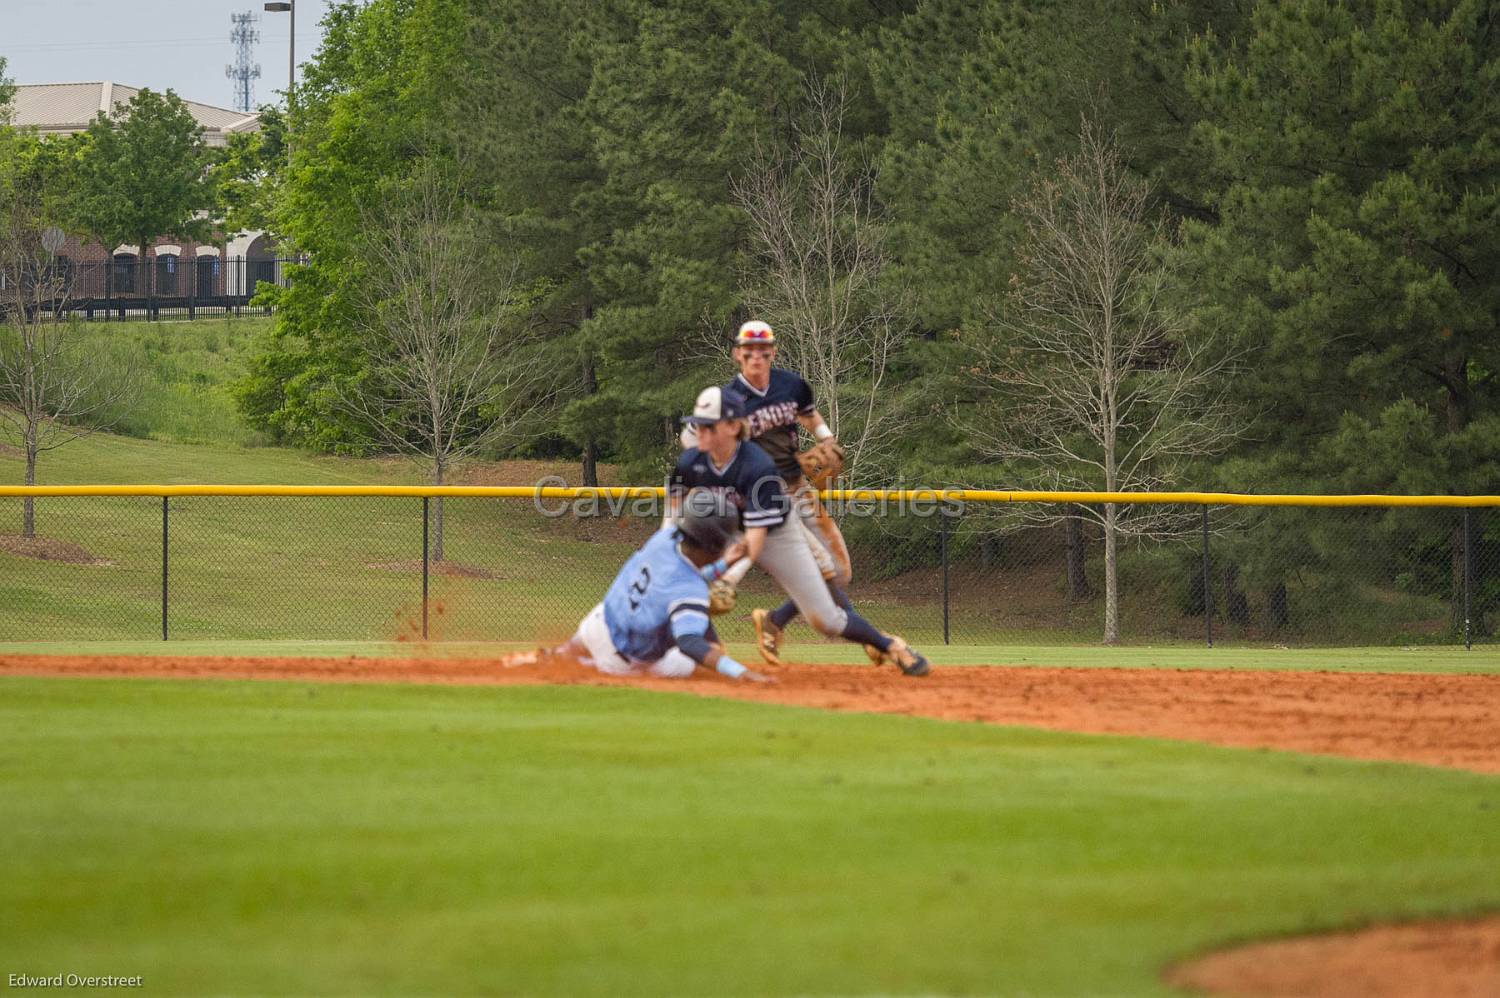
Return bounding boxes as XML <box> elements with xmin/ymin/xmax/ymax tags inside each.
<box><xmin>837</xmin><ymin>500</ymin><xmax>1498</xmax><ymax>647</ymax></box>
<box><xmin>2</xmin><ymin>488</ymin><xmax>1497</xmax><ymax>647</ymax></box>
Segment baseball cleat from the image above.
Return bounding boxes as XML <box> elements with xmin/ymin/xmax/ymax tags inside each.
<box><xmin>875</xmin><ymin>635</ymin><xmax>929</xmax><ymax>677</ymax></box>
<box><xmin>863</xmin><ymin>643</ymin><xmax>884</xmax><ymax>667</ymax></box>
<box><xmin>751</xmin><ymin>608</ymin><xmax>785</xmax><ymax>667</ymax></box>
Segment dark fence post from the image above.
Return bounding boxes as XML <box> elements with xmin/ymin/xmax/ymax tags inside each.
<box><xmin>940</xmin><ymin>506</ymin><xmax>952</xmax><ymax>645</ymax></box>
<box><xmin>161</xmin><ymin>496</ymin><xmax>169</xmax><ymax>641</ymax></box>
<box><xmin>422</xmin><ymin>496</ymin><xmax>430</xmax><ymax>640</ymax></box>
<box><xmin>1202</xmin><ymin>505</ymin><xmax>1213</xmax><ymax>649</ymax></box>
<box><xmin>1464</xmin><ymin>507</ymin><xmax>1473</xmax><ymax>651</ymax></box>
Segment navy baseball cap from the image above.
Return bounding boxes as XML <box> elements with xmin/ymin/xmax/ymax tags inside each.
<box><xmin>682</xmin><ymin>385</ymin><xmax>746</xmax><ymax>426</ymax></box>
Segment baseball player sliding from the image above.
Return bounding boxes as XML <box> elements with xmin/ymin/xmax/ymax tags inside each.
<box><xmin>558</xmin><ymin>488</ymin><xmax>773</xmax><ymax>683</ymax></box>
<box><xmin>673</xmin><ymin>373</ymin><xmax>930</xmax><ymax>677</ymax></box>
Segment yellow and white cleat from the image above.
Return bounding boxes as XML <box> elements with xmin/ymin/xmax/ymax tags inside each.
<box><xmin>750</xmin><ymin>608</ymin><xmax>785</xmax><ymax>667</ymax></box>
<box><xmin>866</xmin><ymin>635</ymin><xmax>929</xmax><ymax>677</ymax></box>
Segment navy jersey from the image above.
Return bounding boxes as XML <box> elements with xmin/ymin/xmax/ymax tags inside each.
<box><xmin>670</xmin><ymin>441</ymin><xmax>789</xmax><ymax>532</ymax></box>
<box><xmin>603</xmin><ymin>526</ymin><xmax>712</xmax><ymax>663</ymax></box>
<box><xmin>722</xmin><ymin>369</ymin><xmax>815</xmax><ymax>481</ymax></box>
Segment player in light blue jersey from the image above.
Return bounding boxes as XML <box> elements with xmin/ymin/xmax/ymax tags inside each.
<box><xmin>561</xmin><ymin>489</ymin><xmax>772</xmax><ymax>682</ymax></box>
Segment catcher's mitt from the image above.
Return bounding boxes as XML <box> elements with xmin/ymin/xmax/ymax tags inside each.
<box><xmin>708</xmin><ymin>578</ymin><xmax>737</xmax><ymax>616</ymax></box>
<box><xmin>796</xmin><ymin>439</ymin><xmax>845</xmax><ymax>488</ymax></box>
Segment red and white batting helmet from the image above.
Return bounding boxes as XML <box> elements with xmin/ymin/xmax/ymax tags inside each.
<box><xmin>734</xmin><ymin>320</ymin><xmax>776</xmax><ymax>346</ymax></box>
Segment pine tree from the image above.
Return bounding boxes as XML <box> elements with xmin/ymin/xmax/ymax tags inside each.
<box><xmin>1182</xmin><ymin>0</ymin><xmax>1500</xmax><ymax>629</ymax></box>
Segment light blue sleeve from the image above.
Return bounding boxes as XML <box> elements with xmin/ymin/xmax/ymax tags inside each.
<box><xmin>663</xmin><ymin>570</ymin><xmax>711</xmax><ymax>643</ymax></box>
<box><xmin>669</xmin><ymin>604</ymin><xmax>711</xmax><ymax>643</ymax></box>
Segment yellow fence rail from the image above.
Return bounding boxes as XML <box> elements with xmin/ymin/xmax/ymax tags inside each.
<box><xmin>1</xmin><ymin>483</ymin><xmax>1495</xmax><ymax>648</ymax></box>
<box><xmin>1</xmin><ymin>484</ymin><xmax>1499</xmax><ymax>507</ymax></box>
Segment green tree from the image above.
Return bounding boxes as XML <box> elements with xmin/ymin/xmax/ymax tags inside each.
<box><xmin>872</xmin><ymin>0</ymin><xmax>1049</xmax><ymax>336</ymax></box>
<box><xmin>867</xmin><ymin>3</ymin><xmax>1256</xmax><ymax>486</ymax></box>
<box><xmin>211</xmin><ymin>105</ymin><xmax>286</xmax><ymax>236</ymax></box>
<box><xmin>462</xmin><ymin>0</ymin><xmax>910</xmax><ymax>480</ymax></box>
<box><xmin>460</xmin><ymin>0</ymin><xmax>610</xmax><ymax>483</ymax></box>
<box><xmin>569</xmin><ymin>1</ymin><xmax>917</xmax><ymax>478</ymax></box>
<box><xmin>0</xmin><ymin>56</ymin><xmax>15</xmax><ymax>122</ymax></box>
<box><xmin>1182</xmin><ymin>0</ymin><xmax>1500</xmax><ymax>628</ymax></box>
<box><xmin>569</xmin><ymin>0</ymin><xmax>797</xmax><ymax>476</ymax></box>
<box><xmin>871</xmin><ymin>1</ymin><xmax>1222</xmax><ymax>329</ymax></box>
<box><xmin>68</xmin><ymin>89</ymin><xmax>213</xmax><ymax>280</ymax></box>
<box><xmin>235</xmin><ymin>0</ymin><xmax>471</xmax><ymax>451</ymax></box>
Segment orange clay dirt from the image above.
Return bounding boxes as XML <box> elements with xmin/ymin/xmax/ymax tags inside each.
<box><xmin>4</xmin><ymin>651</ymin><xmax>1497</xmax><ymax>772</ymax></box>
<box><xmin>2</xmin><ymin>650</ymin><xmax>1499</xmax><ymax>997</ymax></box>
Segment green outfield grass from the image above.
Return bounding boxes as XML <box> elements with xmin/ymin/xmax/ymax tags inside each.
<box><xmin>0</xmin><ymin>677</ymin><xmax>1496</xmax><ymax>996</ymax></box>
<box><xmin>1</xmin><ymin>639</ymin><xmax>1499</xmax><ymax>674</ymax></box>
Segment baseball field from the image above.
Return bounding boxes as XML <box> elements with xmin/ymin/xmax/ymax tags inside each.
<box><xmin>2</xmin><ymin>642</ymin><xmax>1498</xmax><ymax>996</ymax></box>
<box><xmin>4</xmin><ymin>356</ymin><xmax>1500</xmax><ymax>995</ymax></box>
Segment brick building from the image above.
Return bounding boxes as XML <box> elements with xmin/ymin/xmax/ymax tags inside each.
<box><xmin>9</xmin><ymin>82</ymin><xmax>275</xmax><ymax>301</ymax></box>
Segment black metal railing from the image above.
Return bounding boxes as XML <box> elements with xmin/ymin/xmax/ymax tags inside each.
<box><xmin>0</xmin><ymin>257</ymin><xmax>299</xmax><ymax>321</ymax></box>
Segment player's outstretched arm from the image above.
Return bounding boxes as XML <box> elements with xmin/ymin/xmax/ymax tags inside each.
<box><xmin>676</xmin><ymin>631</ymin><xmax>773</xmax><ymax>683</ymax></box>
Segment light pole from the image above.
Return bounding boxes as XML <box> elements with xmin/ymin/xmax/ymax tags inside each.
<box><xmin>264</xmin><ymin>0</ymin><xmax>295</xmax><ymax>274</ymax></box>
<box><xmin>263</xmin><ymin>1</ymin><xmax>294</xmax><ymax>114</ymax></box>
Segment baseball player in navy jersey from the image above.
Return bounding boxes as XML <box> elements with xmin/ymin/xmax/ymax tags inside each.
<box><xmin>559</xmin><ymin>488</ymin><xmax>772</xmax><ymax>682</ymax></box>
<box><xmin>673</xmin><ymin>382</ymin><xmax>929</xmax><ymax>676</ymax></box>
<box><xmin>716</xmin><ymin>319</ymin><xmax>916</xmax><ymax>673</ymax></box>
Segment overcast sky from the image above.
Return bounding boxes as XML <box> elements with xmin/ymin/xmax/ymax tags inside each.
<box><xmin>2</xmin><ymin>0</ymin><xmax>333</xmax><ymax>112</ymax></box>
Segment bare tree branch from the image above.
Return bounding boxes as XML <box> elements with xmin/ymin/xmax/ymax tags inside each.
<box><xmin>0</xmin><ymin>170</ymin><xmax>137</xmax><ymax>538</ymax></box>
<box><xmin>950</xmin><ymin>114</ymin><xmax>1243</xmax><ymax>641</ymax></box>
<box><xmin>730</xmin><ymin>75</ymin><xmax>914</xmax><ymax>478</ymax></box>
<box><xmin>342</xmin><ymin>161</ymin><xmax>554</xmax><ymax>560</ymax></box>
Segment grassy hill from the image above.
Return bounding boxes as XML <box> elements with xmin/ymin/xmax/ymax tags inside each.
<box><xmin>0</xmin><ymin>316</ymin><xmax>629</xmax><ymax>643</ymax></box>
<box><xmin>75</xmin><ymin>317</ymin><xmax>276</xmax><ymax>447</ymax></box>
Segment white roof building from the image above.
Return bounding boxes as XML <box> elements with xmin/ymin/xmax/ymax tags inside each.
<box><xmin>10</xmin><ymin>82</ymin><xmax>260</xmax><ymax>146</ymax></box>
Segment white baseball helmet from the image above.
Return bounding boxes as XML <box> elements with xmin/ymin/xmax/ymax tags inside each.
<box><xmin>734</xmin><ymin>320</ymin><xmax>776</xmax><ymax>346</ymax></box>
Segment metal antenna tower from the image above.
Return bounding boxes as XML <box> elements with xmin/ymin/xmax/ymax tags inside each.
<box><xmin>226</xmin><ymin>11</ymin><xmax>262</xmax><ymax>113</ymax></box>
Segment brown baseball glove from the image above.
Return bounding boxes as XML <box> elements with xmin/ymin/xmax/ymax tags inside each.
<box><xmin>796</xmin><ymin>439</ymin><xmax>845</xmax><ymax>488</ymax></box>
<box><xmin>708</xmin><ymin>578</ymin><xmax>737</xmax><ymax>616</ymax></box>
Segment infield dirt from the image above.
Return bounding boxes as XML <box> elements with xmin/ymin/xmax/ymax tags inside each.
<box><xmin>3</xmin><ymin>652</ymin><xmax>1497</xmax><ymax>772</ymax></box>
<box><xmin>4</xmin><ymin>652</ymin><xmax>1499</xmax><ymax>997</ymax></box>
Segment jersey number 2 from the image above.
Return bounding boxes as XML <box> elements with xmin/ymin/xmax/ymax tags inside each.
<box><xmin>627</xmin><ymin>566</ymin><xmax>651</xmax><ymax>611</ymax></box>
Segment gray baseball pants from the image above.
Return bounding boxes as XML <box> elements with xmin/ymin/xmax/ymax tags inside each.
<box><xmin>756</xmin><ymin>518</ymin><xmax>848</xmax><ymax>637</ymax></box>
